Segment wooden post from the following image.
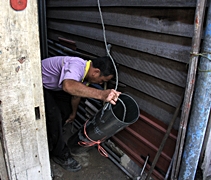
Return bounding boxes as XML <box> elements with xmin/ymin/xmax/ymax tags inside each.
<box><xmin>0</xmin><ymin>1</ymin><xmax>51</xmax><ymax>180</ymax></box>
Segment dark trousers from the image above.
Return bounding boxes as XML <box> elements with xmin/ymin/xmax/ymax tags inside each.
<box><xmin>43</xmin><ymin>87</ymin><xmax>72</xmax><ymax>157</ymax></box>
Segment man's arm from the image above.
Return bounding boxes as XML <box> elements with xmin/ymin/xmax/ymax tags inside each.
<box><xmin>62</xmin><ymin>79</ymin><xmax>120</xmax><ymax>105</ymax></box>
<box><xmin>65</xmin><ymin>96</ymin><xmax>81</xmax><ymax>124</ymax></box>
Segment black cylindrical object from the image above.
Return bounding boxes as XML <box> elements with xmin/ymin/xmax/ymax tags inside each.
<box><xmin>67</xmin><ymin>93</ymin><xmax>139</xmax><ymax>154</ymax></box>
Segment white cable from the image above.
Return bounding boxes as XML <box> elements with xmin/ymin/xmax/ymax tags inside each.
<box><xmin>97</xmin><ymin>0</ymin><xmax>126</xmax><ymax>122</ymax></box>
<box><xmin>97</xmin><ymin>0</ymin><xmax>118</xmax><ymax>91</ymax></box>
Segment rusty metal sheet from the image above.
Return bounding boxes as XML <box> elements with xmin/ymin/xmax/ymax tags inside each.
<box><xmin>58</xmin><ymin>37</ymin><xmax>77</xmax><ymax>50</ymax></box>
<box><xmin>112</xmin><ymin>111</ymin><xmax>177</xmax><ymax>180</ymax></box>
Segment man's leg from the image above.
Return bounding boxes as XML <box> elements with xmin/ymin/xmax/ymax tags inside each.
<box><xmin>43</xmin><ymin>88</ymin><xmax>65</xmax><ymax>156</ymax></box>
<box><xmin>52</xmin><ymin>90</ymin><xmax>72</xmax><ymax>125</ymax></box>
<box><xmin>43</xmin><ymin>88</ymin><xmax>81</xmax><ymax>172</ymax></box>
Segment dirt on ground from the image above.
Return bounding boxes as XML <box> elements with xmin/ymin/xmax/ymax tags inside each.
<box><xmin>50</xmin><ymin>147</ymin><xmax>207</xmax><ymax>180</ymax></box>
<box><xmin>51</xmin><ymin>148</ymin><xmax>130</xmax><ymax>180</ymax></box>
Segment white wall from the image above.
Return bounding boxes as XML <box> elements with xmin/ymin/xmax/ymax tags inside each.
<box><xmin>0</xmin><ymin>1</ymin><xmax>51</xmax><ymax>179</ymax></box>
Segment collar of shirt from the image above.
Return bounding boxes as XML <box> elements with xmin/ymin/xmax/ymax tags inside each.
<box><xmin>82</xmin><ymin>60</ymin><xmax>91</xmax><ymax>86</ymax></box>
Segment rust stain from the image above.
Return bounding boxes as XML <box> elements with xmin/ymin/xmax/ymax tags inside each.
<box><xmin>195</xmin><ymin>16</ymin><xmax>199</xmax><ymax>24</ymax></box>
<box><xmin>112</xmin><ymin>111</ymin><xmax>177</xmax><ymax>179</ymax></box>
<box><xmin>191</xmin><ymin>79</ymin><xmax>195</xmax><ymax>85</ymax></box>
<box><xmin>195</xmin><ymin>16</ymin><xmax>199</xmax><ymax>29</ymax></box>
<box><xmin>18</xmin><ymin>57</ymin><xmax>26</xmax><ymax>64</ymax></box>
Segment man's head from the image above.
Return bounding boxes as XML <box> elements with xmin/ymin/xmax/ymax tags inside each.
<box><xmin>86</xmin><ymin>56</ymin><xmax>116</xmax><ymax>84</ymax></box>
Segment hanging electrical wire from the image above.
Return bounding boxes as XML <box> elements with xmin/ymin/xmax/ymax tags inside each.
<box><xmin>97</xmin><ymin>0</ymin><xmax>118</xmax><ymax>91</ymax></box>
<box><xmin>97</xmin><ymin>0</ymin><xmax>126</xmax><ymax>122</ymax></box>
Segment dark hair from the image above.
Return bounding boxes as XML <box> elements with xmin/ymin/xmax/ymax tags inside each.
<box><xmin>91</xmin><ymin>56</ymin><xmax>116</xmax><ymax>77</ymax></box>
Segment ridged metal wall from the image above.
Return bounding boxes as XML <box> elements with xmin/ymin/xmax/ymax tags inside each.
<box><xmin>45</xmin><ymin>1</ymin><xmax>198</xmax><ymax>179</ymax></box>
<box><xmin>45</xmin><ymin>0</ymin><xmax>196</xmax><ymax>129</ymax></box>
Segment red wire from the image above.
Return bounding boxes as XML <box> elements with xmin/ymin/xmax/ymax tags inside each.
<box><xmin>78</xmin><ymin>120</ymin><xmax>108</xmax><ymax>157</ymax></box>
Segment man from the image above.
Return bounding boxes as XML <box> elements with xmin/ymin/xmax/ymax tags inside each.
<box><xmin>41</xmin><ymin>56</ymin><xmax>120</xmax><ymax>172</ymax></box>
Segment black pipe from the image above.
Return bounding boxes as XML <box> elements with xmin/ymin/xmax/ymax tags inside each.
<box><xmin>67</xmin><ymin>93</ymin><xmax>139</xmax><ymax>155</ymax></box>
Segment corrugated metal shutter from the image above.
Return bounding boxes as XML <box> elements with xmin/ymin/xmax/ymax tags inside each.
<box><xmin>44</xmin><ymin>1</ymin><xmax>197</xmax><ymax>179</ymax></box>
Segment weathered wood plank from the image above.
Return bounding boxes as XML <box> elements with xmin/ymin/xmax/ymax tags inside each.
<box><xmin>0</xmin><ymin>1</ymin><xmax>51</xmax><ymax>179</ymax></box>
<box><xmin>47</xmin><ymin>21</ymin><xmax>192</xmax><ymax>63</ymax></box>
<box><xmin>47</xmin><ymin>0</ymin><xmax>197</xmax><ymax>7</ymax></box>
<box><xmin>47</xmin><ymin>30</ymin><xmax>187</xmax><ymax>87</ymax></box>
<box><xmin>47</xmin><ymin>8</ymin><xmax>195</xmax><ymax>37</ymax></box>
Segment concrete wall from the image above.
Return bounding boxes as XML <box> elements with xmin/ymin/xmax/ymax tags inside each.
<box><xmin>0</xmin><ymin>1</ymin><xmax>51</xmax><ymax>179</ymax></box>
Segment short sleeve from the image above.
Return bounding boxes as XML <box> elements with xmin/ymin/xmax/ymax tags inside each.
<box><xmin>58</xmin><ymin>57</ymin><xmax>85</xmax><ymax>88</ymax></box>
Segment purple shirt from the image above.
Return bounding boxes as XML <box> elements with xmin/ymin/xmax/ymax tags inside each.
<box><xmin>42</xmin><ymin>56</ymin><xmax>87</xmax><ymax>90</ymax></box>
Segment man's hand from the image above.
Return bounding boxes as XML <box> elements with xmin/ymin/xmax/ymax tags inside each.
<box><xmin>102</xmin><ymin>89</ymin><xmax>121</xmax><ymax>105</ymax></box>
<box><xmin>65</xmin><ymin>113</ymin><xmax>76</xmax><ymax>124</ymax></box>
